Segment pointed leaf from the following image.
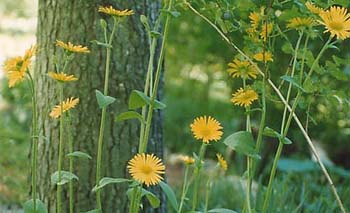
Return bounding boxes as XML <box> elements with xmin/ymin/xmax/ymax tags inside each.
<box><xmin>223</xmin><ymin>131</ymin><xmax>260</xmax><ymax>159</ymax></box>
<box><xmin>159</xmin><ymin>181</ymin><xmax>178</xmax><ymax>211</ymax></box>
<box><xmin>262</xmin><ymin>127</ymin><xmax>280</xmax><ymax>138</ymax></box>
<box><xmin>208</xmin><ymin>209</ymin><xmax>238</xmax><ymax>213</ymax></box>
<box><xmin>95</xmin><ymin>90</ymin><xmax>116</xmax><ymax>108</ymax></box>
<box><xmin>141</xmin><ymin>188</ymin><xmax>160</xmax><ymax>208</ymax></box>
<box><xmin>51</xmin><ymin>171</ymin><xmax>78</xmax><ymax>186</ymax></box>
<box><xmin>66</xmin><ymin>151</ymin><xmax>92</xmax><ymax>160</ymax></box>
<box><xmin>280</xmin><ymin>75</ymin><xmax>305</xmax><ymax>92</ymax></box>
<box><xmin>92</xmin><ymin>177</ymin><xmax>131</xmax><ymax>192</ymax></box>
<box><xmin>128</xmin><ymin>90</ymin><xmax>150</xmax><ymax>109</ymax></box>
<box><xmin>115</xmin><ymin>111</ymin><xmax>144</xmax><ymax>123</ymax></box>
<box><xmin>128</xmin><ymin>90</ymin><xmax>166</xmax><ymax>110</ymax></box>
<box><xmin>23</xmin><ymin>199</ymin><xmax>47</xmax><ymax>213</ymax></box>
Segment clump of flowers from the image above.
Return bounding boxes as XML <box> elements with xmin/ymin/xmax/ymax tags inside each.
<box><xmin>56</xmin><ymin>40</ymin><xmax>90</xmax><ymax>54</ymax></box>
<box><xmin>319</xmin><ymin>6</ymin><xmax>350</xmax><ymax>40</ymax></box>
<box><xmin>98</xmin><ymin>6</ymin><xmax>134</xmax><ymax>17</ymax></box>
<box><xmin>227</xmin><ymin>59</ymin><xmax>258</xmax><ymax>79</ymax></box>
<box><xmin>49</xmin><ymin>97</ymin><xmax>79</xmax><ymax>119</ymax></box>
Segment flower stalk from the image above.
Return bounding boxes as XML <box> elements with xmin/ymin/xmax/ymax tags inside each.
<box><xmin>95</xmin><ymin>17</ymin><xmax>118</xmax><ymax>210</ymax></box>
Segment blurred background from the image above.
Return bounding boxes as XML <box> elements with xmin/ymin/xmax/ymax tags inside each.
<box><xmin>1</xmin><ymin>0</ymin><xmax>349</xmax><ymax>211</ymax></box>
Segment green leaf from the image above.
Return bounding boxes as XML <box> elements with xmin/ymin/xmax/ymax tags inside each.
<box><xmin>280</xmin><ymin>75</ymin><xmax>305</xmax><ymax>92</ymax></box>
<box><xmin>223</xmin><ymin>131</ymin><xmax>260</xmax><ymax>159</ymax></box>
<box><xmin>162</xmin><ymin>9</ymin><xmax>181</xmax><ymax>18</ymax></box>
<box><xmin>92</xmin><ymin>177</ymin><xmax>131</xmax><ymax>192</ymax></box>
<box><xmin>51</xmin><ymin>171</ymin><xmax>79</xmax><ymax>186</ymax></box>
<box><xmin>262</xmin><ymin>127</ymin><xmax>279</xmax><ymax>138</ymax></box>
<box><xmin>95</xmin><ymin>90</ymin><xmax>116</xmax><ymax>108</ymax></box>
<box><xmin>66</xmin><ymin>151</ymin><xmax>92</xmax><ymax>160</ymax></box>
<box><xmin>23</xmin><ymin>199</ymin><xmax>47</xmax><ymax>213</ymax></box>
<box><xmin>159</xmin><ymin>181</ymin><xmax>178</xmax><ymax>211</ymax></box>
<box><xmin>140</xmin><ymin>15</ymin><xmax>151</xmax><ymax>32</ymax></box>
<box><xmin>115</xmin><ymin>111</ymin><xmax>144</xmax><ymax>123</ymax></box>
<box><xmin>150</xmin><ymin>31</ymin><xmax>162</xmax><ymax>38</ymax></box>
<box><xmin>128</xmin><ymin>90</ymin><xmax>166</xmax><ymax>110</ymax></box>
<box><xmin>208</xmin><ymin>208</ymin><xmax>238</xmax><ymax>213</ymax></box>
<box><xmin>141</xmin><ymin>188</ymin><xmax>160</xmax><ymax>208</ymax></box>
<box><xmin>90</xmin><ymin>40</ymin><xmax>112</xmax><ymax>49</ymax></box>
<box><xmin>263</xmin><ymin>127</ymin><xmax>293</xmax><ymax>145</ymax></box>
<box><xmin>82</xmin><ymin>209</ymin><xmax>102</xmax><ymax>213</ymax></box>
<box><xmin>99</xmin><ymin>19</ymin><xmax>107</xmax><ymax>29</ymax></box>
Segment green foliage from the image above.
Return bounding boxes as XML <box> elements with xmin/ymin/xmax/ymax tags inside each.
<box><xmin>50</xmin><ymin>171</ymin><xmax>78</xmax><ymax>186</ymax></box>
<box><xmin>23</xmin><ymin>199</ymin><xmax>47</xmax><ymax>213</ymax></box>
<box><xmin>223</xmin><ymin>131</ymin><xmax>260</xmax><ymax>159</ymax></box>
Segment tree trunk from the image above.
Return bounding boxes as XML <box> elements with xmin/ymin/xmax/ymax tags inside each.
<box><xmin>34</xmin><ymin>0</ymin><xmax>165</xmax><ymax>212</ymax></box>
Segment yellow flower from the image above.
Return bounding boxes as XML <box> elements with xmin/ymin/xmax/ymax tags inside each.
<box><xmin>319</xmin><ymin>6</ymin><xmax>350</xmax><ymax>40</ymax></box>
<box><xmin>305</xmin><ymin>2</ymin><xmax>324</xmax><ymax>15</ymax></box>
<box><xmin>249</xmin><ymin>12</ymin><xmax>260</xmax><ymax>30</ymax></box>
<box><xmin>260</xmin><ymin>23</ymin><xmax>273</xmax><ymax>41</ymax></box>
<box><xmin>180</xmin><ymin>155</ymin><xmax>195</xmax><ymax>165</ymax></box>
<box><xmin>2</xmin><ymin>45</ymin><xmax>36</xmax><ymax>88</ymax></box>
<box><xmin>253</xmin><ymin>51</ymin><xmax>273</xmax><ymax>62</ymax></box>
<box><xmin>98</xmin><ymin>6</ymin><xmax>134</xmax><ymax>17</ymax></box>
<box><xmin>48</xmin><ymin>72</ymin><xmax>78</xmax><ymax>82</ymax></box>
<box><xmin>287</xmin><ymin>17</ymin><xmax>315</xmax><ymax>30</ymax></box>
<box><xmin>56</xmin><ymin>40</ymin><xmax>90</xmax><ymax>53</ymax></box>
<box><xmin>190</xmin><ymin>116</ymin><xmax>223</xmax><ymax>143</ymax></box>
<box><xmin>49</xmin><ymin>97</ymin><xmax>79</xmax><ymax>119</ymax></box>
<box><xmin>7</xmin><ymin>71</ymin><xmax>27</xmax><ymax>88</ymax></box>
<box><xmin>127</xmin><ymin>153</ymin><xmax>165</xmax><ymax>187</ymax></box>
<box><xmin>227</xmin><ymin>59</ymin><xmax>258</xmax><ymax>79</ymax></box>
<box><xmin>231</xmin><ymin>88</ymin><xmax>258</xmax><ymax>107</ymax></box>
<box><xmin>216</xmin><ymin>154</ymin><xmax>228</xmax><ymax>171</ymax></box>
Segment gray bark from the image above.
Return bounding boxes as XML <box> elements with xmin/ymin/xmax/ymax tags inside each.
<box><xmin>34</xmin><ymin>0</ymin><xmax>165</xmax><ymax>212</ymax></box>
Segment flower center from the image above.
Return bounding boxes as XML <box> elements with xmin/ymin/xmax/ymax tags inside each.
<box><xmin>141</xmin><ymin>165</ymin><xmax>153</xmax><ymax>174</ymax></box>
<box><xmin>329</xmin><ymin>21</ymin><xmax>344</xmax><ymax>31</ymax></box>
<box><xmin>201</xmin><ymin>127</ymin><xmax>211</xmax><ymax>137</ymax></box>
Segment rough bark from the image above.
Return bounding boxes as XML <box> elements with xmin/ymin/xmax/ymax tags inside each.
<box><xmin>34</xmin><ymin>0</ymin><xmax>165</xmax><ymax>212</ymax></box>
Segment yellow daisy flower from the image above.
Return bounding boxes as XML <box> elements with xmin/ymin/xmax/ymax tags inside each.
<box><xmin>56</xmin><ymin>40</ymin><xmax>90</xmax><ymax>53</ymax></box>
<box><xmin>305</xmin><ymin>2</ymin><xmax>324</xmax><ymax>15</ymax></box>
<box><xmin>7</xmin><ymin>71</ymin><xmax>27</xmax><ymax>88</ymax></box>
<box><xmin>249</xmin><ymin>12</ymin><xmax>260</xmax><ymax>30</ymax></box>
<box><xmin>253</xmin><ymin>51</ymin><xmax>273</xmax><ymax>62</ymax></box>
<box><xmin>2</xmin><ymin>45</ymin><xmax>36</xmax><ymax>88</ymax></box>
<box><xmin>49</xmin><ymin>97</ymin><xmax>79</xmax><ymax>119</ymax></box>
<box><xmin>216</xmin><ymin>154</ymin><xmax>228</xmax><ymax>171</ymax></box>
<box><xmin>260</xmin><ymin>23</ymin><xmax>273</xmax><ymax>41</ymax></box>
<box><xmin>127</xmin><ymin>153</ymin><xmax>165</xmax><ymax>187</ymax></box>
<box><xmin>319</xmin><ymin>6</ymin><xmax>350</xmax><ymax>40</ymax></box>
<box><xmin>190</xmin><ymin>116</ymin><xmax>223</xmax><ymax>143</ymax></box>
<box><xmin>48</xmin><ymin>72</ymin><xmax>78</xmax><ymax>82</ymax></box>
<box><xmin>98</xmin><ymin>6</ymin><xmax>134</xmax><ymax>17</ymax></box>
<box><xmin>287</xmin><ymin>17</ymin><xmax>315</xmax><ymax>30</ymax></box>
<box><xmin>180</xmin><ymin>155</ymin><xmax>195</xmax><ymax>165</ymax></box>
<box><xmin>231</xmin><ymin>88</ymin><xmax>259</xmax><ymax>107</ymax></box>
<box><xmin>227</xmin><ymin>59</ymin><xmax>258</xmax><ymax>79</ymax></box>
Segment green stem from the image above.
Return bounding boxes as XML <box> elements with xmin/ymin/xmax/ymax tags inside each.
<box><xmin>138</xmin><ymin>36</ymin><xmax>157</xmax><ymax>153</ymax></box>
<box><xmin>57</xmin><ymin>84</ymin><xmax>64</xmax><ymax>213</ymax></box>
<box><xmin>95</xmin><ymin>17</ymin><xmax>118</xmax><ymax>211</ymax></box>
<box><xmin>28</xmin><ymin>73</ymin><xmax>37</xmax><ymax>212</ymax></box>
<box><xmin>139</xmin><ymin>0</ymin><xmax>173</xmax><ymax>153</ymax></box>
<box><xmin>262</xmin><ymin>32</ymin><xmax>303</xmax><ymax>213</ymax></box>
<box><xmin>191</xmin><ymin>143</ymin><xmax>206</xmax><ymax>211</ymax></box>
<box><xmin>204</xmin><ymin>179</ymin><xmax>212</xmax><ymax>213</ymax></box>
<box><xmin>129</xmin><ymin>185</ymin><xmax>142</xmax><ymax>213</ymax></box>
<box><xmin>178</xmin><ymin>165</ymin><xmax>190</xmax><ymax>213</ymax></box>
<box><xmin>67</xmin><ymin>112</ymin><xmax>74</xmax><ymax>213</ymax></box>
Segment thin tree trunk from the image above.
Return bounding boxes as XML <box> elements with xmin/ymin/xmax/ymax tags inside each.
<box><xmin>34</xmin><ymin>0</ymin><xmax>165</xmax><ymax>212</ymax></box>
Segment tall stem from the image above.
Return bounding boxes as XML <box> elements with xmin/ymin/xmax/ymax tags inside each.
<box><xmin>138</xmin><ymin>37</ymin><xmax>157</xmax><ymax>153</ymax></box>
<box><xmin>139</xmin><ymin>0</ymin><xmax>173</xmax><ymax>153</ymax></box>
<box><xmin>57</xmin><ymin>84</ymin><xmax>64</xmax><ymax>213</ymax></box>
<box><xmin>178</xmin><ymin>165</ymin><xmax>190</xmax><ymax>213</ymax></box>
<box><xmin>191</xmin><ymin>143</ymin><xmax>206</xmax><ymax>211</ymax></box>
<box><xmin>262</xmin><ymin>32</ymin><xmax>303</xmax><ymax>212</ymax></box>
<box><xmin>204</xmin><ymin>179</ymin><xmax>212</xmax><ymax>213</ymax></box>
<box><xmin>67</xmin><ymin>112</ymin><xmax>74</xmax><ymax>213</ymax></box>
<box><xmin>28</xmin><ymin>73</ymin><xmax>37</xmax><ymax>212</ymax></box>
<box><xmin>95</xmin><ymin>17</ymin><xmax>118</xmax><ymax>210</ymax></box>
